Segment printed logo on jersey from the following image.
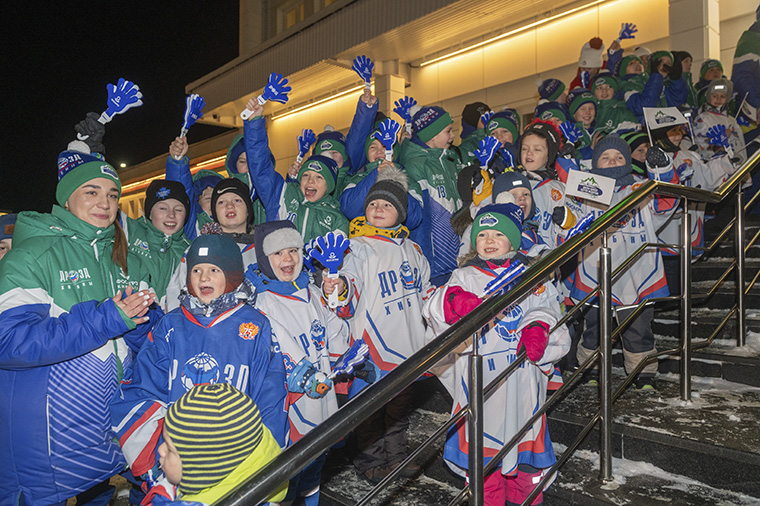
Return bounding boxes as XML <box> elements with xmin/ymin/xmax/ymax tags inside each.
<box><xmin>533</xmin><ymin>283</ymin><xmax>546</xmax><ymax>296</ymax></box>
<box><xmin>132</xmin><ymin>238</ymin><xmax>150</xmax><ymax>253</ymax></box>
<box><xmin>399</xmin><ymin>261</ymin><xmax>415</xmax><ymax>289</ymax></box>
<box><xmin>239</xmin><ymin>322</ymin><xmax>260</xmax><ymax>340</ymax></box>
<box><xmin>310</xmin><ymin>320</ymin><xmax>326</xmax><ymax>351</ymax></box>
<box><xmin>282</xmin><ymin>353</ymin><xmax>297</xmax><ymax>373</ymax></box>
<box><xmin>156</xmin><ymin>187</ymin><xmax>171</xmax><ymax>199</ymax></box>
<box><xmin>180</xmin><ymin>353</ymin><xmax>220</xmax><ymax>391</ymax></box>
<box><xmin>58</xmin><ymin>267</ymin><xmax>93</xmax><ymax>290</ymax></box>
<box><xmin>551</xmin><ymin>188</ymin><xmax>563</xmax><ymax>201</ymax></box>
<box><xmin>493</xmin><ymin>305</ymin><xmax>524</xmax><ymax>346</ymax></box>
<box><xmin>321</xmin><ymin>215</ymin><xmax>333</xmax><ymax>228</ymax></box>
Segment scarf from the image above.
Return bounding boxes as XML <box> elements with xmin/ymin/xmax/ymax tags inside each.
<box><xmin>589</xmin><ymin>164</ymin><xmax>635</xmax><ymax>187</ymax></box>
<box><xmin>179</xmin><ymin>279</ymin><xmax>256</xmax><ymax>318</ymax></box>
<box><xmin>349</xmin><ymin>216</ymin><xmax>410</xmax><ymax>239</ymax></box>
<box><xmin>245</xmin><ymin>265</ymin><xmax>311</xmax><ymax>296</ymax></box>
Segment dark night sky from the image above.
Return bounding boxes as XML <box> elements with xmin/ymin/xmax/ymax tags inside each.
<box><xmin>1</xmin><ymin>3</ymin><xmax>240</xmax><ymax>213</ymax></box>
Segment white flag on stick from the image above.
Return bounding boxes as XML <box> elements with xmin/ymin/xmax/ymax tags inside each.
<box><xmin>643</xmin><ymin>107</ymin><xmax>689</xmax><ymax>130</ymax></box>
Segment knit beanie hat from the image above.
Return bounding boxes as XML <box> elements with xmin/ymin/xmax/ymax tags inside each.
<box><xmin>634</xmin><ymin>46</ymin><xmax>651</xmax><ymax>59</ymax></box>
<box><xmin>364</xmin><ymin>166</ymin><xmax>409</xmax><ymax>225</ymax></box>
<box><xmin>592</xmin><ymin>134</ymin><xmax>632</xmax><ymax>170</ymax></box>
<box><xmin>56</xmin><ymin>142</ymin><xmax>121</xmax><ymax>207</ymax></box>
<box><xmin>591</xmin><ymin>74</ymin><xmax>619</xmax><ymax>94</ymax></box>
<box><xmin>225</xmin><ymin>135</ymin><xmax>246</xmax><ymax>175</ymax></box>
<box><xmin>493</xmin><ymin>172</ymin><xmax>536</xmax><ymax>220</ymax></box>
<box><xmin>537</xmin><ymin>78</ymin><xmax>566</xmax><ymax>102</ymax></box>
<box><xmin>568</xmin><ymin>90</ymin><xmax>597</xmax><ymax>117</ymax></box>
<box><xmin>705</xmin><ymin>78</ymin><xmax>733</xmax><ymax>101</ymax></box>
<box><xmin>313</xmin><ymin>127</ymin><xmax>347</xmax><ymax>163</ymax></box>
<box><xmin>210</xmin><ymin>178</ymin><xmax>254</xmax><ymax>228</ymax></box>
<box><xmin>164</xmin><ymin>383</ymin><xmax>266</xmax><ymax>496</ymax></box>
<box><xmin>486</xmin><ymin>110</ymin><xmax>520</xmax><ymax>141</ymax></box>
<box><xmin>579</xmin><ymin>37</ymin><xmax>605</xmax><ymax>68</ymax></box>
<box><xmin>620</xmin><ymin>130</ymin><xmax>649</xmax><ymax>152</ymax></box>
<box><xmin>617</xmin><ymin>55</ymin><xmax>643</xmax><ymax>77</ymax></box>
<box><xmin>471</xmin><ymin>203</ymin><xmax>524</xmax><ymax>253</ymax></box>
<box><xmin>297</xmin><ymin>154</ymin><xmax>339</xmax><ymax>196</ymax></box>
<box><xmin>533</xmin><ymin>101</ymin><xmax>569</xmax><ymax>124</ymax></box>
<box><xmin>0</xmin><ymin>214</ymin><xmax>17</xmax><ymax>241</ymax></box>
<box><xmin>461</xmin><ymin>102</ymin><xmax>491</xmax><ymax>129</ymax></box>
<box><xmin>519</xmin><ymin>121</ymin><xmax>561</xmax><ymax>168</ymax></box>
<box><xmin>700</xmin><ymin>59</ymin><xmax>723</xmax><ymax>80</ymax></box>
<box><xmin>412</xmin><ymin>106</ymin><xmax>453</xmax><ymax>143</ymax></box>
<box><xmin>648</xmin><ymin>50</ymin><xmax>674</xmax><ymax>75</ymax></box>
<box><xmin>185</xmin><ymin>234</ymin><xmax>244</xmax><ymax>296</ymax></box>
<box><xmin>253</xmin><ymin>220</ymin><xmax>303</xmax><ymax>281</ymax></box>
<box><xmin>143</xmin><ymin>180</ymin><xmax>191</xmax><ymax>224</ymax></box>
<box><xmin>672</xmin><ymin>50</ymin><xmax>692</xmax><ymax>64</ymax></box>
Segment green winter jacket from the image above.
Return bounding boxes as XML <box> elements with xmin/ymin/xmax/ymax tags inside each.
<box><xmin>457</xmin><ymin>128</ymin><xmax>486</xmax><ymax>167</ymax></box>
<box><xmin>123</xmin><ymin>213</ymin><xmax>190</xmax><ymax>301</ymax></box>
<box><xmin>595</xmin><ymin>99</ymin><xmax>640</xmax><ymax>134</ymax></box>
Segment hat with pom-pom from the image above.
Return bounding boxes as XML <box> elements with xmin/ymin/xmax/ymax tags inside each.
<box><xmin>470</xmin><ymin>203</ymin><xmax>524</xmax><ymax>252</ymax></box>
<box><xmin>313</xmin><ymin>126</ymin><xmax>347</xmax><ymax>163</ymax></box>
<box><xmin>537</xmin><ymin>78</ymin><xmax>567</xmax><ymax>102</ymax></box>
<box><xmin>364</xmin><ymin>165</ymin><xmax>409</xmax><ymax>225</ymax></box>
<box><xmin>579</xmin><ymin>37</ymin><xmax>605</xmax><ymax>68</ymax></box>
<box><xmin>56</xmin><ymin>141</ymin><xmax>121</xmax><ymax>207</ymax></box>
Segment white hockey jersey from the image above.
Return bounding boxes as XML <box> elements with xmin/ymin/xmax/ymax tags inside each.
<box><xmin>255</xmin><ymin>283</ymin><xmax>350</xmax><ymax>444</ymax></box>
<box><xmin>422</xmin><ymin>263</ymin><xmax>570</xmax><ymax>476</ymax></box>
<box><xmin>339</xmin><ymin>234</ymin><xmax>435</xmax><ymax>376</ymax></box>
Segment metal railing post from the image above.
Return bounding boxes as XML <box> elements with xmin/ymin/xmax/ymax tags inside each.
<box><xmin>736</xmin><ymin>191</ymin><xmax>747</xmax><ymax>347</ymax></box>
<box><xmin>468</xmin><ymin>333</ymin><xmax>484</xmax><ymax>506</ymax></box>
<box><xmin>599</xmin><ymin>232</ymin><xmax>614</xmax><ymax>482</ymax></box>
<box><xmin>680</xmin><ymin>199</ymin><xmax>692</xmax><ymax>401</ymax></box>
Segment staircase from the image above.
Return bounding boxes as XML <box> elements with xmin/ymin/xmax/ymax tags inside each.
<box><xmin>320</xmin><ymin>205</ymin><xmax>760</xmax><ymax>505</ymax></box>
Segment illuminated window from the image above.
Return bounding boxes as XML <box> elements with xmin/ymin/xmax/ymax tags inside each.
<box><xmin>284</xmin><ymin>2</ymin><xmax>305</xmax><ymax>30</ymax></box>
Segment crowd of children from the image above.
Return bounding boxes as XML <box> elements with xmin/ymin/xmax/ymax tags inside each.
<box><xmin>2</xmin><ymin>13</ymin><xmax>758</xmax><ymax>506</ymax></box>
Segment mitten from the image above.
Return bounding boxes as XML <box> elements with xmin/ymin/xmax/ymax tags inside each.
<box><xmin>519</xmin><ymin>321</ymin><xmax>550</xmax><ymax>362</ymax></box>
<box><xmin>668</xmin><ymin>54</ymin><xmax>683</xmax><ymax>81</ymax></box>
<box><xmin>443</xmin><ymin>286</ymin><xmax>482</xmax><ymax>324</ymax></box>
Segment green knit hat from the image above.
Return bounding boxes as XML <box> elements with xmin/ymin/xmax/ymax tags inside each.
<box><xmin>313</xmin><ymin>128</ymin><xmax>347</xmax><ymax>162</ymax></box>
<box><xmin>700</xmin><ymin>59</ymin><xmax>723</xmax><ymax>80</ymax></box>
<box><xmin>618</xmin><ymin>55</ymin><xmax>643</xmax><ymax>76</ymax></box>
<box><xmin>591</xmin><ymin>74</ymin><xmax>619</xmax><ymax>94</ymax></box>
<box><xmin>568</xmin><ymin>90</ymin><xmax>597</xmax><ymax>117</ymax></box>
<box><xmin>470</xmin><ymin>203</ymin><xmax>524</xmax><ymax>253</ymax></box>
<box><xmin>56</xmin><ymin>145</ymin><xmax>121</xmax><ymax>206</ymax></box>
<box><xmin>486</xmin><ymin>110</ymin><xmax>520</xmax><ymax>141</ymax></box>
<box><xmin>297</xmin><ymin>154</ymin><xmax>339</xmax><ymax>195</ymax></box>
<box><xmin>412</xmin><ymin>106</ymin><xmax>453</xmax><ymax>143</ymax></box>
<box><xmin>164</xmin><ymin>383</ymin><xmax>265</xmax><ymax>496</ymax></box>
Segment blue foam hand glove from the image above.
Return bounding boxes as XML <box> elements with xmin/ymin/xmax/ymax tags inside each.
<box><xmin>619</xmin><ymin>22</ymin><xmax>638</xmax><ymax>40</ymax></box>
<box><xmin>560</xmin><ymin>121</ymin><xmax>582</xmax><ymax>145</ymax></box>
<box><xmin>306</xmin><ymin>232</ymin><xmax>350</xmax><ymax>275</ymax></box>
<box><xmin>482</xmin><ymin>261</ymin><xmax>525</xmax><ymax>298</ymax></box>
<box><xmin>257</xmin><ymin>72</ymin><xmax>291</xmax><ymax>105</ymax></box>
<box><xmin>374</xmin><ymin>118</ymin><xmax>402</xmax><ymax>160</ymax></box>
<box><xmin>394</xmin><ymin>96</ymin><xmax>418</xmax><ymax>133</ymax></box>
<box><xmin>737</xmin><ymin>114</ymin><xmax>752</xmax><ymax>127</ymax></box>
<box><xmin>474</xmin><ymin>136</ymin><xmax>502</xmax><ymax>168</ymax></box>
<box><xmin>102</xmin><ymin>78</ymin><xmax>143</xmax><ymax>122</ymax></box>
<box><xmin>707</xmin><ymin>124</ymin><xmax>730</xmax><ymax>149</ymax></box>
<box><xmin>329</xmin><ymin>339</ymin><xmax>370</xmax><ymax>378</ymax></box>
<box><xmin>352</xmin><ymin>55</ymin><xmax>374</xmax><ymax>88</ymax></box>
<box><xmin>288</xmin><ymin>358</ymin><xmax>332</xmax><ymax>398</ymax></box>
<box><xmin>579</xmin><ymin>71</ymin><xmax>591</xmax><ymax>90</ymax></box>
<box><xmin>480</xmin><ymin>110</ymin><xmax>494</xmax><ymax>128</ymax></box>
<box><xmin>181</xmin><ymin>94</ymin><xmax>205</xmax><ymax>137</ymax></box>
<box><xmin>500</xmin><ymin>148</ymin><xmax>516</xmax><ymax>169</ymax></box>
<box><xmin>565</xmin><ymin>212</ymin><xmax>595</xmax><ymax>240</ymax></box>
<box><xmin>296</xmin><ymin>128</ymin><xmax>316</xmax><ymax>163</ymax></box>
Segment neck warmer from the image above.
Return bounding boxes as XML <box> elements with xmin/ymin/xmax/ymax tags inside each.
<box><xmin>349</xmin><ymin>216</ymin><xmax>410</xmax><ymax>239</ymax></box>
<box><xmin>589</xmin><ymin>164</ymin><xmax>635</xmax><ymax>187</ymax></box>
<box><xmin>245</xmin><ymin>265</ymin><xmax>310</xmax><ymax>296</ymax></box>
<box><xmin>179</xmin><ymin>279</ymin><xmax>256</xmax><ymax>318</ymax></box>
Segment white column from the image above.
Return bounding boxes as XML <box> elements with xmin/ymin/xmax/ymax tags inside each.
<box><xmin>669</xmin><ymin>0</ymin><xmax>721</xmax><ymax>67</ymax></box>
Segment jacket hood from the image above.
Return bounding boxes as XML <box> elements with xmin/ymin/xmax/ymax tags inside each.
<box><xmin>13</xmin><ymin>206</ymin><xmax>115</xmax><ymax>248</ymax></box>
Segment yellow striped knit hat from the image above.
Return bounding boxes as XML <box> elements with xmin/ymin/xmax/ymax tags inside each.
<box><xmin>164</xmin><ymin>383</ymin><xmax>265</xmax><ymax>496</ymax></box>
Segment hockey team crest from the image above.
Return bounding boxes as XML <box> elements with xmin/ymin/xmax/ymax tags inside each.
<box><xmin>239</xmin><ymin>322</ymin><xmax>260</xmax><ymax>340</ymax></box>
<box><xmin>551</xmin><ymin>188</ymin><xmax>562</xmax><ymax>201</ymax></box>
<box><xmin>308</xmin><ymin>161</ymin><xmax>322</xmax><ymax>172</ymax></box>
<box><xmin>180</xmin><ymin>353</ymin><xmax>220</xmax><ymax>391</ymax></box>
<box><xmin>310</xmin><ymin>320</ymin><xmax>326</xmax><ymax>351</ymax></box>
<box><xmin>478</xmin><ymin>213</ymin><xmax>499</xmax><ymax>227</ymax></box>
<box><xmin>320</xmin><ymin>140</ymin><xmax>333</xmax><ymax>151</ymax></box>
<box><xmin>399</xmin><ymin>261</ymin><xmax>415</xmax><ymax>289</ymax></box>
<box><xmin>156</xmin><ymin>187</ymin><xmax>171</xmax><ymax>199</ymax></box>
<box><xmin>100</xmin><ymin>164</ymin><xmax>118</xmax><ymax>179</ymax></box>
<box><xmin>494</xmin><ymin>305</ymin><xmax>524</xmax><ymax>344</ymax></box>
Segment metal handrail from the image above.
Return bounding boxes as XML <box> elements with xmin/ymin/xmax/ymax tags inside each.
<box><xmin>216</xmin><ymin>147</ymin><xmax>760</xmax><ymax>506</ymax></box>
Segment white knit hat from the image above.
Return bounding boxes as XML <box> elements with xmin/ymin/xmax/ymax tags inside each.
<box><xmin>579</xmin><ymin>37</ymin><xmax>606</xmax><ymax>68</ymax></box>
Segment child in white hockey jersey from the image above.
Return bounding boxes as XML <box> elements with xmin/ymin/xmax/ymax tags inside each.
<box><xmin>423</xmin><ymin>202</ymin><xmax>570</xmax><ymax>506</ymax></box>
<box><xmin>245</xmin><ymin>220</ymin><xmax>351</xmax><ymax>505</ymax></box>
<box><xmin>567</xmin><ymin>135</ymin><xmax>675</xmax><ymax>390</ymax></box>
<box><xmin>323</xmin><ymin>167</ymin><xmax>435</xmax><ymax>483</ymax></box>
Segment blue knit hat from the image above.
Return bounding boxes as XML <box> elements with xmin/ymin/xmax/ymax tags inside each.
<box><xmin>471</xmin><ymin>203</ymin><xmax>524</xmax><ymax>253</ymax></box>
<box><xmin>0</xmin><ymin>214</ymin><xmax>17</xmax><ymax>241</ymax></box>
<box><xmin>592</xmin><ymin>134</ymin><xmax>632</xmax><ymax>170</ymax></box>
<box><xmin>533</xmin><ymin>101</ymin><xmax>569</xmax><ymax>124</ymax></box>
<box><xmin>493</xmin><ymin>172</ymin><xmax>536</xmax><ymax>220</ymax></box>
<box><xmin>186</xmin><ymin>234</ymin><xmax>244</xmax><ymax>296</ymax></box>
<box><xmin>412</xmin><ymin>106</ymin><xmax>453</xmax><ymax>143</ymax></box>
<box><xmin>56</xmin><ymin>145</ymin><xmax>120</xmax><ymax>207</ymax></box>
<box><xmin>297</xmin><ymin>154</ymin><xmax>339</xmax><ymax>196</ymax></box>
<box><xmin>538</xmin><ymin>78</ymin><xmax>566</xmax><ymax>102</ymax></box>
<box><xmin>313</xmin><ymin>128</ymin><xmax>347</xmax><ymax>162</ymax></box>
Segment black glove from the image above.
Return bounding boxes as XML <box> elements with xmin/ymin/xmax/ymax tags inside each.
<box><xmin>646</xmin><ymin>145</ymin><xmax>670</xmax><ymax>169</ymax></box>
<box><xmin>552</xmin><ymin>206</ymin><xmax>576</xmax><ymax>229</ymax></box>
<box><xmin>74</xmin><ymin>112</ymin><xmax>106</xmax><ymax>154</ymax></box>
<box><xmin>352</xmin><ymin>360</ymin><xmax>377</xmax><ymax>384</ymax></box>
<box><xmin>668</xmin><ymin>53</ymin><xmax>683</xmax><ymax>81</ymax></box>
<box><xmin>559</xmin><ymin>142</ymin><xmax>577</xmax><ymax>159</ymax></box>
